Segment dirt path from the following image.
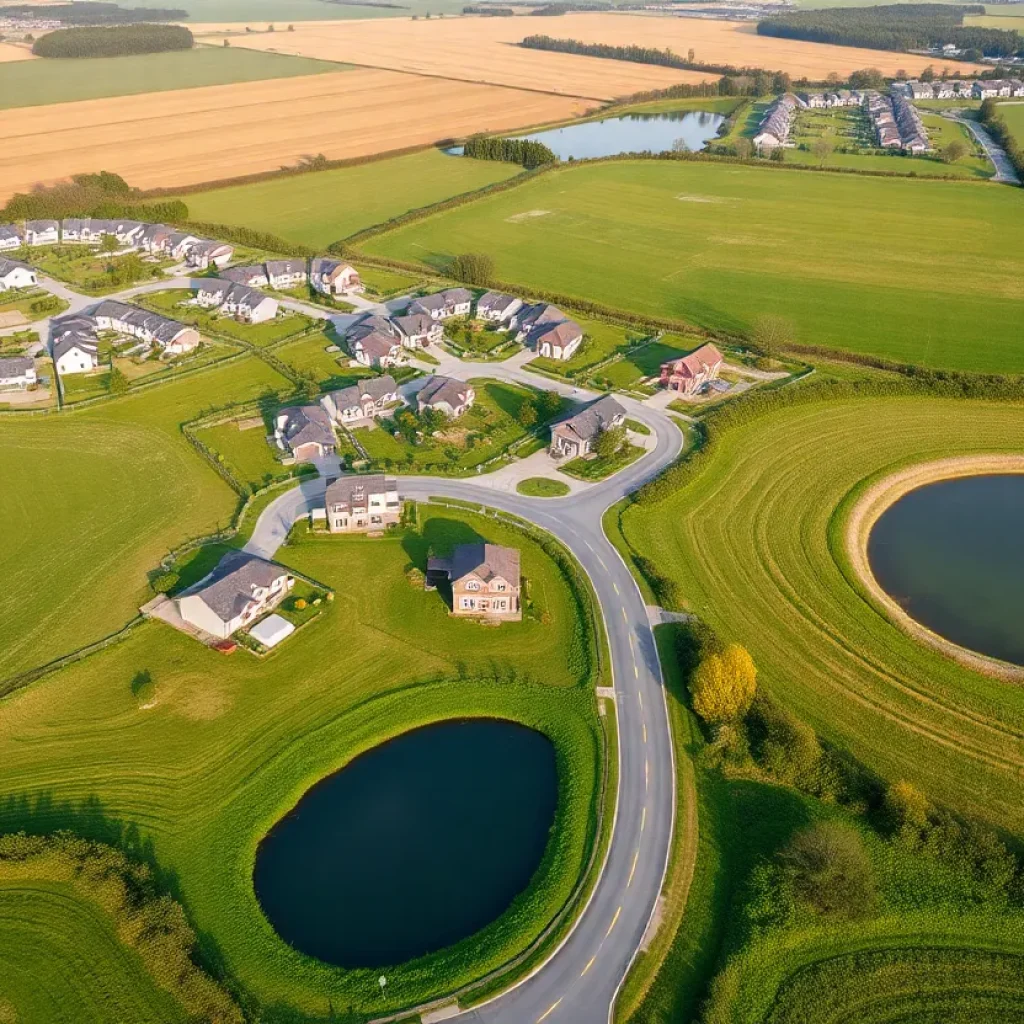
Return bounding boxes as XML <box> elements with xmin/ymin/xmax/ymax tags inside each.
<box><xmin>846</xmin><ymin>455</ymin><xmax>1024</xmax><ymax>683</ymax></box>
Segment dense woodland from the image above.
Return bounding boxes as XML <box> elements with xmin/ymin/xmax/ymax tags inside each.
<box><xmin>1</xmin><ymin>172</ymin><xmax>187</xmax><ymax>223</ymax></box>
<box><xmin>758</xmin><ymin>4</ymin><xmax>1023</xmax><ymax>58</ymax></box>
<box><xmin>0</xmin><ymin>2</ymin><xmax>187</xmax><ymax>25</ymax></box>
<box><xmin>463</xmin><ymin>135</ymin><xmax>558</xmax><ymax>168</ymax></box>
<box><xmin>32</xmin><ymin>22</ymin><xmax>193</xmax><ymax>58</ymax></box>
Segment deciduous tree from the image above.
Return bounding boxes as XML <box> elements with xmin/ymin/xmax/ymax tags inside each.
<box><xmin>689</xmin><ymin>643</ymin><xmax>757</xmax><ymax>724</ymax></box>
<box><xmin>780</xmin><ymin>822</ymin><xmax>875</xmax><ymax>918</ymax></box>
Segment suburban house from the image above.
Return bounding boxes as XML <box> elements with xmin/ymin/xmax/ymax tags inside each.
<box><xmin>265</xmin><ymin>259</ymin><xmax>308</xmax><ymax>290</ymax></box>
<box><xmin>416</xmin><ymin>374</ymin><xmax>476</xmax><ymax>418</ymax></box>
<box><xmin>0</xmin><ymin>355</ymin><xmax>36</xmax><ymax>390</ymax></box>
<box><xmin>139</xmin><ymin>224</ymin><xmax>174</xmax><ymax>254</ymax></box>
<box><xmin>274</xmin><ymin>404</ymin><xmax>337</xmax><ymax>461</ymax></box>
<box><xmin>52</xmin><ymin>332</ymin><xmax>99</xmax><ymax>375</ymax></box>
<box><xmin>176</xmin><ymin>551</ymin><xmax>293</xmax><ymax>640</ymax></box>
<box><xmin>165</xmin><ymin>231</ymin><xmax>200</xmax><ymax>260</ymax></box>
<box><xmin>801</xmin><ymin>92</ymin><xmax>827</xmax><ymax>108</ymax></box>
<box><xmin>91</xmin><ymin>300</ymin><xmax>201</xmax><ymax>355</ymax></box>
<box><xmin>529</xmin><ymin>319</ymin><xmax>583</xmax><ymax>361</ymax></box>
<box><xmin>195</xmin><ymin>279</ymin><xmax>279</xmax><ymax>324</ymax></box>
<box><xmin>186</xmin><ymin>240</ymin><xmax>235</xmax><ymax>270</ymax></box>
<box><xmin>908</xmin><ymin>81</ymin><xmax>935</xmax><ymax>100</ymax></box>
<box><xmin>0</xmin><ymin>224</ymin><xmax>22</xmax><ymax>251</ymax></box>
<box><xmin>660</xmin><ymin>342</ymin><xmax>724</xmax><ymax>395</ymax></box>
<box><xmin>310</xmin><ymin>257</ymin><xmax>363</xmax><ymax>296</ymax></box>
<box><xmin>23</xmin><ymin>220</ymin><xmax>59</xmax><ymax>246</ymax></box>
<box><xmin>426</xmin><ymin>543</ymin><xmax>522</xmax><ymax>620</ymax></box>
<box><xmin>321</xmin><ymin>375</ymin><xmax>399</xmax><ymax>425</ymax></box>
<box><xmin>392</xmin><ymin>311</ymin><xmax>442</xmax><ymax>349</ymax></box>
<box><xmin>476</xmin><ymin>291</ymin><xmax>522</xmax><ymax>324</ymax></box>
<box><xmin>753</xmin><ymin>94</ymin><xmax>797</xmax><ymax>151</ymax></box>
<box><xmin>513</xmin><ymin>302</ymin><xmax>565</xmax><ymax>337</ymax></box>
<box><xmin>410</xmin><ymin>288</ymin><xmax>473</xmax><ymax>320</ymax></box>
<box><xmin>323</xmin><ymin>473</ymin><xmax>400</xmax><ymax>533</ymax></box>
<box><xmin>351</xmin><ymin>330</ymin><xmax>406</xmax><ymax>369</ymax></box>
<box><xmin>221</xmin><ymin>264</ymin><xmax>269</xmax><ymax>287</ymax></box>
<box><xmin>0</xmin><ymin>257</ymin><xmax>37</xmax><ymax>292</ymax></box>
<box><xmin>550</xmin><ymin>395</ymin><xmax>626</xmax><ymax>459</ymax></box>
<box><xmin>61</xmin><ymin>219</ymin><xmax>106</xmax><ymax>244</ymax></box>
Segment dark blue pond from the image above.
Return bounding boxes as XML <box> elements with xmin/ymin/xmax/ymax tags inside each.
<box><xmin>253</xmin><ymin>718</ymin><xmax>558</xmax><ymax>967</ymax></box>
<box><xmin>867</xmin><ymin>474</ymin><xmax>1024</xmax><ymax>666</ymax></box>
<box><xmin>450</xmin><ymin>110</ymin><xmax>725</xmax><ymax>160</ymax></box>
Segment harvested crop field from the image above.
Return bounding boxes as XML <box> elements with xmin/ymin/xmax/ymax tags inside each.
<box><xmin>197</xmin><ymin>18</ymin><xmax>708</xmax><ymax>99</ymax></box>
<box><xmin>0</xmin><ymin>69</ymin><xmax>592</xmax><ymax>200</ymax></box>
<box><xmin>197</xmin><ymin>12</ymin><xmax>987</xmax><ymax>90</ymax></box>
<box><xmin>0</xmin><ymin>41</ymin><xmax>33</xmax><ymax>62</ymax></box>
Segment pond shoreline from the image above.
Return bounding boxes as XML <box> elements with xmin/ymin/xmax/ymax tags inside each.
<box><xmin>845</xmin><ymin>454</ymin><xmax>1024</xmax><ymax>683</ymax></box>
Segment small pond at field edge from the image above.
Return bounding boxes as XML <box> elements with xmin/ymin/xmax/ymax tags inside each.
<box><xmin>253</xmin><ymin>718</ymin><xmax>558</xmax><ymax>967</ymax></box>
<box><xmin>448</xmin><ymin>110</ymin><xmax>725</xmax><ymax>160</ymax></box>
<box><xmin>867</xmin><ymin>474</ymin><xmax>1024</xmax><ymax>666</ymax></box>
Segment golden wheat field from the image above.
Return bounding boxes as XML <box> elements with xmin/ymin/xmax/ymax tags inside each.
<box><xmin>0</xmin><ymin>69</ymin><xmax>593</xmax><ymax>199</ymax></box>
<box><xmin>0</xmin><ymin>42</ymin><xmax>34</xmax><ymax>62</ymax></box>
<box><xmin>195</xmin><ymin>13</ymin><xmax>987</xmax><ymax>87</ymax></box>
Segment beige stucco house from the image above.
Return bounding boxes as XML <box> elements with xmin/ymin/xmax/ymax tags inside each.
<box><xmin>427</xmin><ymin>543</ymin><xmax>521</xmax><ymax>620</ymax></box>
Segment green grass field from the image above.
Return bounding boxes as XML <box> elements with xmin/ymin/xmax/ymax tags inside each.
<box><xmin>0</xmin><ymin>48</ymin><xmax>346</xmax><ymax>111</ymax></box>
<box><xmin>1000</xmin><ymin>103</ymin><xmax>1024</xmax><ymax>149</ymax></box>
<box><xmin>526</xmin><ymin>316</ymin><xmax>645</xmax><ymax>378</ymax></box>
<box><xmin>0</xmin><ymin>356</ymin><xmax>292</xmax><ymax>686</ymax></box>
<box><xmin>0</xmin><ymin>505</ymin><xmax>600</xmax><ymax>1016</ymax></box>
<box><xmin>0</xmin><ymin>880</ymin><xmax>187</xmax><ymax>1024</ymax></box>
<box><xmin>363</xmin><ymin>161</ymin><xmax>1024</xmax><ymax>373</ymax></box>
<box><xmin>134</xmin><ymin>0</ymin><xmax>469</xmax><ymax>22</ymax></box>
<box><xmin>618</xmin><ymin>395</ymin><xmax>1024</xmax><ymax>832</ymax></box>
<box><xmin>178</xmin><ymin>150</ymin><xmax>522</xmax><ymax>248</ymax></box>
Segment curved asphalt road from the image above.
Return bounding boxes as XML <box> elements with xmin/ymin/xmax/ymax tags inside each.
<box><xmin>247</xmin><ymin>399</ymin><xmax>683</xmax><ymax>1024</ymax></box>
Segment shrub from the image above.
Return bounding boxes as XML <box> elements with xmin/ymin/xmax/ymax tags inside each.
<box><xmin>151</xmin><ymin>571</ymin><xmax>179</xmax><ymax>594</ymax></box>
<box><xmin>780</xmin><ymin>821</ymin><xmax>875</xmax><ymax>918</ymax></box>
<box><xmin>448</xmin><ymin>252</ymin><xmax>495</xmax><ymax>286</ymax></box>
<box><xmin>463</xmin><ymin>134</ymin><xmax>557</xmax><ymax>169</ymax></box>
<box><xmin>293</xmin><ymin>597</ymin><xmax>307</xmax><ymax>610</ymax></box>
<box><xmin>690</xmin><ymin>642</ymin><xmax>757</xmax><ymax>725</ymax></box>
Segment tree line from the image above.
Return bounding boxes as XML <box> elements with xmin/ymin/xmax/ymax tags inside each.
<box><xmin>757</xmin><ymin>4</ymin><xmax>1022</xmax><ymax>59</ymax></box>
<box><xmin>33</xmin><ymin>22</ymin><xmax>193</xmax><ymax>58</ymax></box>
<box><xmin>979</xmin><ymin>98</ymin><xmax>1024</xmax><ymax>180</ymax></box>
<box><xmin>1</xmin><ymin>172</ymin><xmax>186</xmax><ymax>223</ymax></box>
<box><xmin>463</xmin><ymin>134</ymin><xmax>558</xmax><ymax>168</ymax></box>
<box><xmin>0</xmin><ymin>2</ymin><xmax>187</xmax><ymax>24</ymax></box>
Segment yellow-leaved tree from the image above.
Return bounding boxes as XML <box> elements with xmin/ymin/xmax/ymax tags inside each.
<box><xmin>690</xmin><ymin>643</ymin><xmax>757</xmax><ymax>725</ymax></box>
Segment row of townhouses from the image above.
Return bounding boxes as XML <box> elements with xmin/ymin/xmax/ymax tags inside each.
<box><xmin>50</xmin><ymin>301</ymin><xmax>200</xmax><ymax>376</ymax></box>
<box><xmin>898</xmin><ymin>78</ymin><xmax>1024</xmax><ymax>100</ymax></box>
<box><xmin>752</xmin><ymin>94</ymin><xmax>799</xmax><ymax>151</ymax></box>
<box><xmin>800</xmin><ymin>89</ymin><xmax>863</xmax><ymax>108</ymax></box>
<box><xmin>220</xmin><ymin>257</ymin><xmax>363</xmax><ymax>297</ymax></box>
<box><xmin>866</xmin><ymin>92</ymin><xmax>930</xmax><ymax>153</ymax></box>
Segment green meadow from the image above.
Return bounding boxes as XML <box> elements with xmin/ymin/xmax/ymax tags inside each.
<box><xmin>363</xmin><ymin>161</ymin><xmax>1024</xmax><ymax>373</ymax></box>
<box><xmin>178</xmin><ymin>150</ymin><xmax>521</xmax><ymax>248</ymax></box>
<box><xmin>1000</xmin><ymin>103</ymin><xmax>1024</xmax><ymax>149</ymax></box>
<box><xmin>0</xmin><ymin>506</ymin><xmax>601</xmax><ymax>1017</ymax></box>
<box><xmin>0</xmin><ymin>48</ymin><xmax>345</xmax><ymax>110</ymax></box>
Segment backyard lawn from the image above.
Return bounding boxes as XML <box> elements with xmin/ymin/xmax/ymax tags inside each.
<box><xmin>363</xmin><ymin>161</ymin><xmax>1024</xmax><ymax>373</ymax></box>
<box><xmin>527</xmin><ymin>317</ymin><xmax>646</xmax><ymax>379</ymax></box>
<box><xmin>177</xmin><ymin>150</ymin><xmax>522</xmax><ymax>248</ymax></box>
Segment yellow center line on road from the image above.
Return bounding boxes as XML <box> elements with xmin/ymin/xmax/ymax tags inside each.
<box><xmin>622</xmin><ymin>607</ymin><xmax>628</xmax><ymax>622</ymax></box>
<box><xmin>628</xmin><ymin>848</ymin><xmax>640</xmax><ymax>887</ymax></box>
<box><xmin>638</xmin><ymin>691</ymin><xmax>643</xmax><ymax>710</ymax></box>
<box><xmin>641</xmin><ymin>807</ymin><xmax>647</xmax><ymax>832</ymax></box>
<box><xmin>613</xmin><ymin>582</ymin><xmax>619</xmax><ymax>595</ymax></box>
<box><xmin>606</xmin><ymin>906</ymin><xmax>622</xmax><ymax>937</ymax></box>
<box><xmin>537</xmin><ymin>998</ymin><xmax>562</xmax><ymax>1022</ymax></box>
<box><xmin>645</xmin><ymin>759</ymin><xmax>650</xmax><ymax>790</ymax></box>
<box><xmin>581</xmin><ymin>955</ymin><xmax>597</xmax><ymax>977</ymax></box>
<box><xmin>643</xmin><ymin>723</ymin><xmax>647</xmax><ymax>744</ymax></box>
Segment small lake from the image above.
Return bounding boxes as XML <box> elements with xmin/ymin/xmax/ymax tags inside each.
<box><xmin>253</xmin><ymin>719</ymin><xmax>558</xmax><ymax>967</ymax></box>
<box><xmin>867</xmin><ymin>474</ymin><xmax>1024</xmax><ymax>666</ymax></box>
<box><xmin>449</xmin><ymin>111</ymin><xmax>725</xmax><ymax>161</ymax></box>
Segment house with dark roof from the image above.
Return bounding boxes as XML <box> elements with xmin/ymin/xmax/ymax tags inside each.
<box><xmin>550</xmin><ymin>395</ymin><xmax>626</xmax><ymax>459</ymax></box>
<box><xmin>323</xmin><ymin>473</ymin><xmax>400</xmax><ymax>533</ymax></box>
<box><xmin>416</xmin><ymin>374</ymin><xmax>475</xmax><ymax>418</ymax></box>
<box><xmin>52</xmin><ymin>332</ymin><xmax>100</xmax><ymax>375</ymax></box>
<box><xmin>426</xmin><ymin>543</ymin><xmax>521</xmax><ymax>620</ymax></box>
<box><xmin>0</xmin><ymin>257</ymin><xmax>36</xmax><ymax>292</ymax></box>
<box><xmin>176</xmin><ymin>551</ymin><xmax>293</xmax><ymax>639</ymax></box>
<box><xmin>660</xmin><ymin>343</ymin><xmax>723</xmax><ymax>396</ymax></box>
<box><xmin>476</xmin><ymin>291</ymin><xmax>522</xmax><ymax>324</ymax></box>
<box><xmin>392</xmin><ymin>311</ymin><xmax>442</xmax><ymax>349</ymax></box>
<box><xmin>265</xmin><ymin>259</ymin><xmax>308</xmax><ymax>290</ymax></box>
<box><xmin>221</xmin><ymin>264</ymin><xmax>269</xmax><ymax>287</ymax></box>
<box><xmin>0</xmin><ymin>355</ymin><xmax>36</xmax><ymax>391</ymax></box>
<box><xmin>194</xmin><ymin>279</ymin><xmax>279</xmax><ymax>323</ymax></box>
<box><xmin>529</xmin><ymin>319</ymin><xmax>583</xmax><ymax>361</ymax></box>
<box><xmin>139</xmin><ymin>224</ymin><xmax>174</xmax><ymax>254</ymax></box>
<box><xmin>91</xmin><ymin>300</ymin><xmax>200</xmax><ymax>355</ymax></box>
<box><xmin>321</xmin><ymin>375</ymin><xmax>399</xmax><ymax>425</ymax></box>
<box><xmin>350</xmin><ymin>330</ymin><xmax>405</xmax><ymax>369</ymax></box>
<box><xmin>0</xmin><ymin>224</ymin><xmax>22</xmax><ymax>251</ymax></box>
<box><xmin>23</xmin><ymin>220</ymin><xmax>59</xmax><ymax>246</ymax></box>
<box><xmin>186</xmin><ymin>240</ymin><xmax>234</xmax><ymax>270</ymax></box>
<box><xmin>410</xmin><ymin>288</ymin><xmax>472</xmax><ymax>320</ymax></box>
<box><xmin>274</xmin><ymin>405</ymin><xmax>336</xmax><ymax>462</ymax></box>
<box><xmin>513</xmin><ymin>302</ymin><xmax>565</xmax><ymax>337</ymax></box>
<box><xmin>311</xmin><ymin>257</ymin><xmax>363</xmax><ymax>297</ymax></box>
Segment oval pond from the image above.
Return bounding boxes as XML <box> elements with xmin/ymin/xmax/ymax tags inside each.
<box><xmin>867</xmin><ymin>473</ymin><xmax>1024</xmax><ymax>666</ymax></box>
<box><xmin>253</xmin><ymin>719</ymin><xmax>558</xmax><ymax>967</ymax></box>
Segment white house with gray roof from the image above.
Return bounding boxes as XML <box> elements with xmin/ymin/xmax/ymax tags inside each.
<box><xmin>176</xmin><ymin>551</ymin><xmax>294</xmax><ymax>639</ymax></box>
<box><xmin>416</xmin><ymin>374</ymin><xmax>475</xmax><ymax>418</ymax></box>
<box><xmin>323</xmin><ymin>473</ymin><xmax>400</xmax><ymax>533</ymax></box>
<box><xmin>0</xmin><ymin>257</ymin><xmax>36</xmax><ymax>292</ymax></box>
<box><xmin>23</xmin><ymin>221</ymin><xmax>58</xmax><ymax>246</ymax></box>
<box><xmin>194</xmin><ymin>279</ymin><xmax>278</xmax><ymax>323</ymax></box>
<box><xmin>476</xmin><ymin>291</ymin><xmax>522</xmax><ymax>324</ymax></box>
<box><xmin>550</xmin><ymin>395</ymin><xmax>626</xmax><ymax>458</ymax></box>
<box><xmin>410</xmin><ymin>288</ymin><xmax>472</xmax><ymax>320</ymax></box>
<box><xmin>392</xmin><ymin>311</ymin><xmax>442</xmax><ymax>349</ymax></box>
<box><xmin>0</xmin><ymin>224</ymin><xmax>21</xmax><ymax>251</ymax></box>
<box><xmin>0</xmin><ymin>355</ymin><xmax>36</xmax><ymax>390</ymax></box>
<box><xmin>321</xmin><ymin>375</ymin><xmax>399</xmax><ymax>425</ymax></box>
<box><xmin>52</xmin><ymin>332</ymin><xmax>99</xmax><ymax>375</ymax></box>
<box><xmin>186</xmin><ymin>240</ymin><xmax>234</xmax><ymax>270</ymax></box>
<box><xmin>274</xmin><ymin>405</ymin><xmax>337</xmax><ymax>462</ymax></box>
<box><xmin>265</xmin><ymin>259</ymin><xmax>308</xmax><ymax>289</ymax></box>
<box><xmin>311</xmin><ymin>257</ymin><xmax>363</xmax><ymax>296</ymax></box>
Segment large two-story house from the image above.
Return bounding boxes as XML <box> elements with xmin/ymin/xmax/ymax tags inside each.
<box><xmin>659</xmin><ymin>343</ymin><xmax>723</xmax><ymax>395</ymax></box>
<box><xmin>550</xmin><ymin>395</ymin><xmax>626</xmax><ymax>459</ymax></box>
<box><xmin>410</xmin><ymin>288</ymin><xmax>473</xmax><ymax>320</ymax></box>
<box><xmin>322</xmin><ymin>473</ymin><xmax>400</xmax><ymax>533</ymax></box>
<box><xmin>416</xmin><ymin>375</ymin><xmax>475</xmax><ymax>418</ymax></box>
<box><xmin>426</xmin><ymin>543</ymin><xmax>521</xmax><ymax>620</ymax></box>
<box><xmin>321</xmin><ymin>375</ymin><xmax>399</xmax><ymax>426</ymax></box>
<box><xmin>275</xmin><ymin>405</ymin><xmax>337</xmax><ymax>461</ymax></box>
<box><xmin>310</xmin><ymin>257</ymin><xmax>363</xmax><ymax>297</ymax></box>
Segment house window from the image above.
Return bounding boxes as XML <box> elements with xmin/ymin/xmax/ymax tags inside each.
<box><xmin>495</xmin><ymin>600</ymin><xmax>506</xmax><ymax>611</ymax></box>
<box><xmin>335</xmin><ymin>518</ymin><xmax>347</xmax><ymax>528</ymax></box>
<box><xmin>461</xmin><ymin>597</ymin><xmax>475</xmax><ymax>610</ymax></box>
<box><xmin>370</xmin><ymin>515</ymin><xmax>382</xmax><ymax>524</ymax></box>
<box><xmin>495</xmin><ymin>583</ymin><xmax>506</xmax><ymax>592</ymax></box>
<box><xmin>465</xmin><ymin>581</ymin><xmax>480</xmax><ymax>591</ymax></box>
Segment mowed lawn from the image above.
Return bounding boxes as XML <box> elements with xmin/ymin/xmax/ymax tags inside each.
<box><xmin>363</xmin><ymin>161</ymin><xmax>1024</xmax><ymax>373</ymax></box>
<box><xmin>0</xmin><ymin>356</ymin><xmax>291</xmax><ymax>685</ymax></box>
<box><xmin>619</xmin><ymin>396</ymin><xmax>1024</xmax><ymax>833</ymax></box>
<box><xmin>0</xmin><ymin>506</ymin><xmax>599</xmax><ymax>1016</ymax></box>
<box><xmin>0</xmin><ymin>47</ymin><xmax>345</xmax><ymax>110</ymax></box>
<box><xmin>179</xmin><ymin>150</ymin><xmax>521</xmax><ymax>247</ymax></box>
<box><xmin>1000</xmin><ymin>102</ymin><xmax>1024</xmax><ymax>150</ymax></box>
<box><xmin>0</xmin><ymin>880</ymin><xmax>187</xmax><ymax>1024</ymax></box>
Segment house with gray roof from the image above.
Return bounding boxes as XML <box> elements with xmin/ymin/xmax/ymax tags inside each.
<box><xmin>416</xmin><ymin>374</ymin><xmax>475</xmax><ymax>418</ymax></box>
<box><xmin>529</xmin><ymin>318</ymin><xmax>583</xmax><ymax>361</ymax></box>
<box><xmin>321</xmin><ymin>375</ymin><xmax>399</xmax><ymax>425</ymax></box>
<box><xmin>323</xmin><ymin>473</ymin><xmax>400</xmax><ymax>533</ymax></box>
<box><xmin>23</xmin><ymin>220</ymin><xmax>59</xmax><ymax>246</ymax></box>
<box><xmin>0</xmin><ymin>257</ymin><xmax>36</xmax><ymax>292</ymax></box>
<box><xmin>176</xmin><ymin>551</ymin><xmax>294</xmax><ymax>639</ymax></box>
<box><xmin>0</xmin><ymin>355</ymin><xmax>36</xmax><ymax>391</ymax></box>
<box><xmin>139</xmin><ymin>224</ymin><xmax>175</xmax><ymax>254</ymax></box>
<box><xmin>52</xmin><ymin>332</ymin><xmax>99</xmax><ymax>375</ymax></box>
<box><xmin>194</xmin><ymin>279</ymin><xmax>278</xmax><ymax>323</ymax></box>
<box><xmin>0</xmin><ymin>224</ymin><xmax>22</xmax><ymax>251</ymax></box>
<box><xmin>513</xmin><ymin>302</ymin><xmax>566</xmax><ymax>338</ymax></box>
<box><xmin>410</xmin><ymin>288</ymin><xmax>473</xmax><ymax>320</ymax></box>
<box><xmin>265</xmin><ymin>259</ymin><xmax>308</xmax><ymax>289</ymax></box>
<box><xmin>221</xmin><ymin>264</ymin><xmax>269</xmax><ymax>287</ymax></box>
<box><xmin>350</xmin><ymin>329</ymin><xmax>405</xmax><ymax>369</ymax></box>
<box><xmin>186</xmin><ymin>239</ymin><xmax>234</xmax><ymax>270</ymax></box>
<box><xmin>476</xmin><ymin>291</ymin><xmax>522</xmax><ymax>324</ymax></box>
<box><xmin>392</xmin><ymin>311</ymin><xmax>442</xmax><ymax>349</ymax></box>
<box><xmin>91</xmin><ymin>300</ymin><xmax>200</xmax><ymax>355</ymax></box>
<box><xmin>426</xmin><ymin>543</ymin><xmax>521</xmax><ymax>620</ymax></box>
<box><xmin>275</xmin><ymin>405</ymin><xmax>336</xmax><ymax>461</ymax></box>
<box><xmin>311</xmin><ymin>257</ymin><xmax>363</xmax><ymax>297</ymax></box>
<box><xmin>550</xmin><ymin>395</ymin><xmax>626</xmax><ymax>459</ymax></box>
